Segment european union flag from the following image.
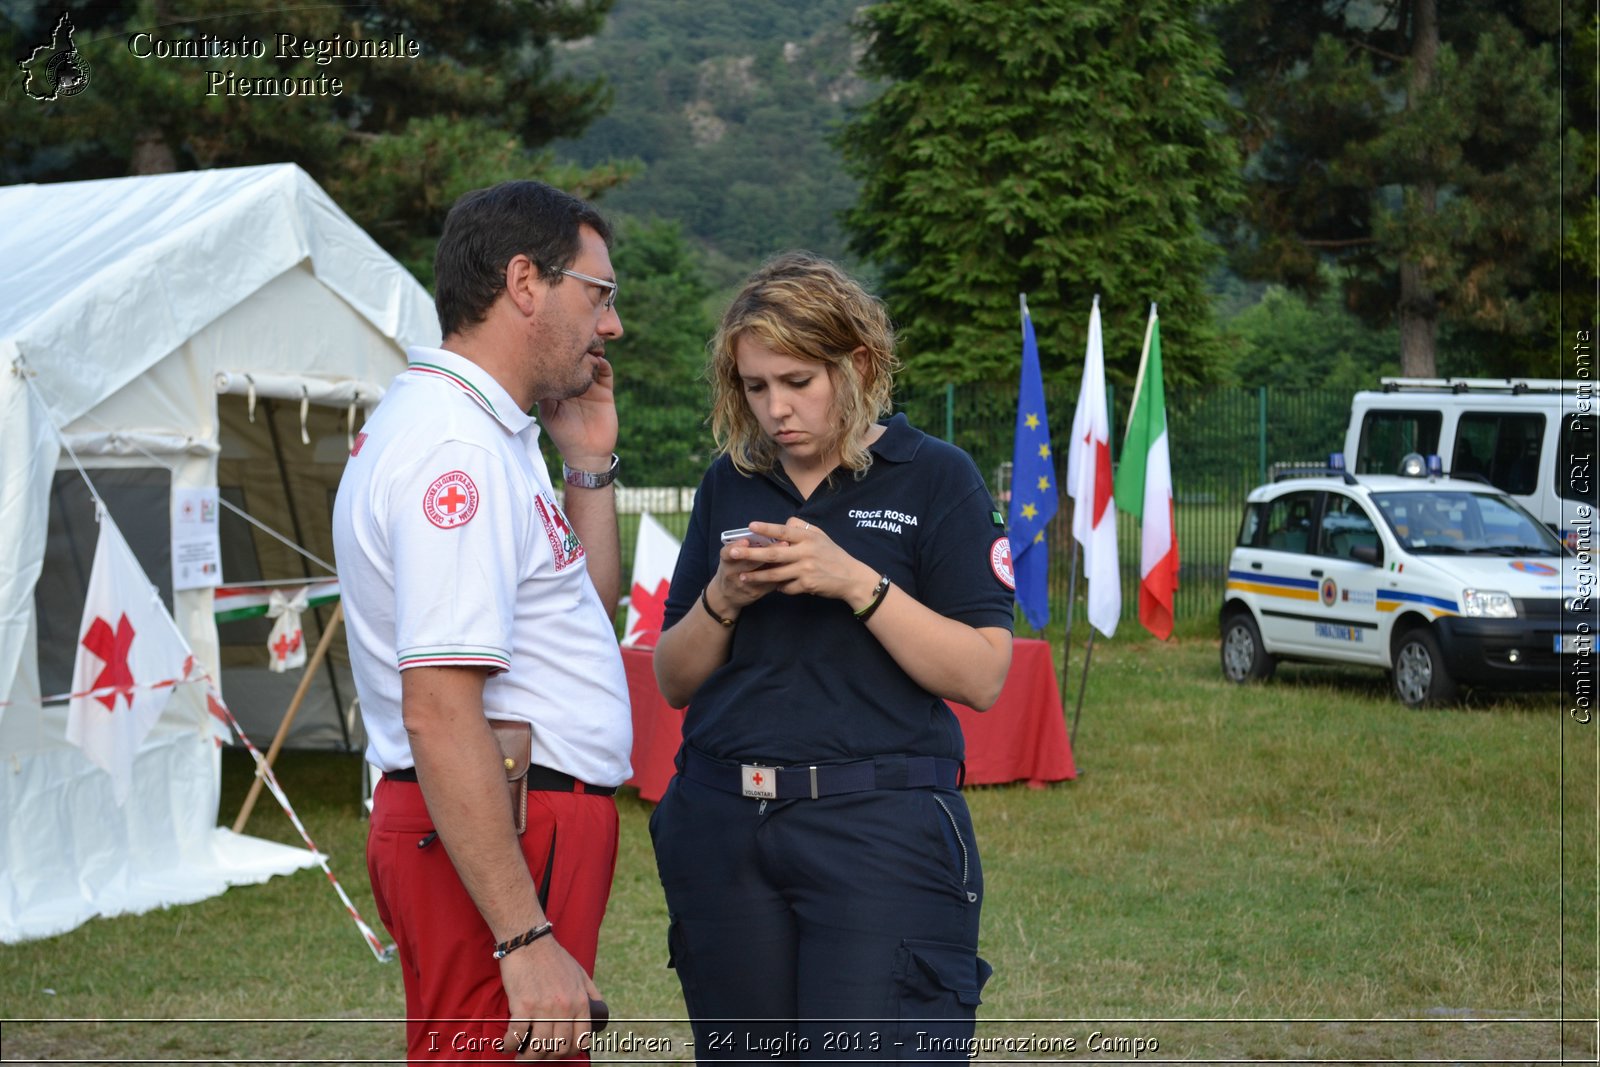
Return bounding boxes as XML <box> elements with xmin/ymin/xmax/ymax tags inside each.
<box><xmin>1009</xmin><ymin>296</ymin><xmax>1058</xmax><ymax>630</ymax></box>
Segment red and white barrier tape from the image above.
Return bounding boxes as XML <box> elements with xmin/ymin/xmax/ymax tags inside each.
<box><xmin>203</xmin><ymin>680</ymin><xmax>394</xmax><ymax>963</ymax></box>
<box><xmin>7</xmin><ymin>670</ymin><xmax>392</xmax><ymax>962</ymax></box>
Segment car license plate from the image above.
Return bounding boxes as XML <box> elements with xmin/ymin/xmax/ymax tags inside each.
<box><xmin>1554</xmin><ymin>634</ymin><xmax>1591</xmax><ymax>654</ymax></box>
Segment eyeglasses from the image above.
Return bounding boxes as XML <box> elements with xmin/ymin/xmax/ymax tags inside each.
<box><xmin>559</xmin><ymin>268</ymin><xmax>618</xmax><ymax>312</ymax></box>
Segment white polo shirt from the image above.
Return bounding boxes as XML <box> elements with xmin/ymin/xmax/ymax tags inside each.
<box><xmin>333</xmin><ymin>347</ymin><xmax>633</xmax><ymax>786</ymax></box>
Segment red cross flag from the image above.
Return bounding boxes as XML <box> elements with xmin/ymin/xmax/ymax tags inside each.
<box><xmin>1066</xmin><ymin>295</ymin><xmax>1122</xmax><ymax>638</ymax></box>
<box><xmin>66</xmin><ymin>508</ymin><xmax>197</xmax><ymax>805</ymax></box>
<box><xmin>622</xmin><ymin>511</ymin><xmax>681</xmax><ymax>649</ymax></box>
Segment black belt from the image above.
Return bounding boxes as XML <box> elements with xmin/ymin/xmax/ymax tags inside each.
<box><xmin>679</xmin><ymin>746</ymin><xmax>962</xmax><ymax>800</ymax></box>
<box><xmin>385</xmin><ymin>765</ymin><xmax>618</xmax><ymax>796</ymax></box>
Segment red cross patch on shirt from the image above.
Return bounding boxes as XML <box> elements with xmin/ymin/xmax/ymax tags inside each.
<box><xmin>534</xmin><ymin>494</ymin><xmax>586</xmax><ymax>570</ymax></box>
<box><xmin>990</xmin><ymin>537</ymin><xmax>1015</xmax><ymax>591</ymax></box>
<box><xmin>423</xmin><ymin>471</ymin><xmax>480</xmax><ymax>529</ymax></box>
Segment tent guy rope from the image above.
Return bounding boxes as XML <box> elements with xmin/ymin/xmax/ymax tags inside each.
<box><xmin>20</xmin><ymin>372</ymin><xmax>391</xmax><ymax>962</ymax></box>
<box><xmin>23</xmin><ymin>366</ymin><xmax>337</xmax><ymax>576</ymax></box>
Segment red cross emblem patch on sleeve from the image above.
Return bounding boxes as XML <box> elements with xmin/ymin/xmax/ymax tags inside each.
<box><xmin>423</xmin><ymin>471</ymin><xmax>480</xmax><ymax>529</ymax></box>
<box><xmin>990</xmin><ymin>537</ymin><xmax>1015</xmax><ymax>591</ymax></box>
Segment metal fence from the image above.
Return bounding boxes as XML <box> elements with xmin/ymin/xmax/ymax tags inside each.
<box><xmin>612</xmin><ymin>381</ymin><xmax>1353</xmax><ymax>632</ymax></box>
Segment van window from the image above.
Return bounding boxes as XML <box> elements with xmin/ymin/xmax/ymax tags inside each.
<box><xmin>1456</xmin><ymin>412</ymin><xmax>1543</xmax><ymax>496</ymax></box>
<box><xmin>1317</xmin><ymin>494</ymin><xmax>1380</xmax><ymax>561</ymax></box>
<box><xmin>1558</xmin><ymin>411</ymin><xmax>1599</xmax><ymax>504</ymax></box>
<box><xmin>1236</xmin><ymin>502</ymin><xmax>1263</xmax><ymax>548</ymax></box>
<box><xmin>1261</xmin><ymin>491</ymin><xmax>1319</xmax><ymax>554</ymax></box>
<box><xmin>1356</xmin><ymin>410</ymin><xmax>1441</xmax><ymax>475</ymax></box>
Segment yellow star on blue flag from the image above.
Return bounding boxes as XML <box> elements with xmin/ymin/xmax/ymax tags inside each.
<box><xmin>1008</xmin><ymin>296</ymin><xmax>1058</xmax><ymax>630</ymax></box>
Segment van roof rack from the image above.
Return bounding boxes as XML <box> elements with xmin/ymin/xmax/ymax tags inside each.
<box><xmin>1270</xmin><ymin>465</ymin><xmax>1358</xmax><ymax>485</ymax></box>
<box><xmin>1376</xmin><ymin>376</ymin><xmax>1572</xmax><ymax>395</ymax></box>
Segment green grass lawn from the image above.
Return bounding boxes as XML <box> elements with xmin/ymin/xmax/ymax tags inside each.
<box><xmin>1</xmin><ymin>636</ymin><xmax>1593</xmax><ymax>1062</ymax></box>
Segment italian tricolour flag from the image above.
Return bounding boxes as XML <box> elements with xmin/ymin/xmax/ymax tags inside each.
<box><xmin>1113</xmin><ymin>305</ymin><xmax>1179</xmax><ymax>640</ymax></box>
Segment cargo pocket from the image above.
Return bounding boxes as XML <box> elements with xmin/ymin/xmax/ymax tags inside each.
<box><xmin>666</xmin><ymin>916</ymin><xmax>702</xmax><ymax>1021</ymax></box>
<box><xmin>892</xmin><ymin>939</ymin><xmax>993</xmax><ymax>1059</ymax></box>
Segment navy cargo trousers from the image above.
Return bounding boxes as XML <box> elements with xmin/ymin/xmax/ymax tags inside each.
<box><xmin>649</xmin><ymin>758</ymin><xmax>992</xmax><ymax>1062</ymax></box>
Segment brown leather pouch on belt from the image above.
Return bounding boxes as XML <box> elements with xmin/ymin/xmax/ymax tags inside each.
<box><xmin>488</xmin><ymin>718</ymin><xmax>533</xmax><ymax>835</ymax></box>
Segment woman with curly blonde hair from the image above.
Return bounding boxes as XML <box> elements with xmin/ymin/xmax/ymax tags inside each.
<box><xmin>651</xmin><ymin>251</ymin><xmax>1015</xmax><ymax>1059</ymax></box>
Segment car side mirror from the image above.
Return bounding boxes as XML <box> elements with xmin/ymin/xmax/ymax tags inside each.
<box><xmin>1351</xmin><ymin>543</ymin><xmax>1381</xmax><ymax>566</ymax></box>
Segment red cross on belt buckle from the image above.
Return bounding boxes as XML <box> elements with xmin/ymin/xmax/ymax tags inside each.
<box><xmin>740</xmin><ymin>764</ymin><xmax>777</xmax><ymax>800</ymax></box>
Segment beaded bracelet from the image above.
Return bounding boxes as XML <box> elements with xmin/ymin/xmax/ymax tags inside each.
<box><xmin>492</xmin><ymin>920</ymin><xmax>554</xmax><ymax>960</ymax></box>
<box><xmin>855</xmin><ymin>574</ymin><xmax>891</xmax><ymax>623</ymax></box>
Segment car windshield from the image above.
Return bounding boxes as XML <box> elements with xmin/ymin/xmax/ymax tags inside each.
<box><xmin>1372</xmin><ymin>490</ymin><xmax>1565</xmax><ymax>556</ymax></box>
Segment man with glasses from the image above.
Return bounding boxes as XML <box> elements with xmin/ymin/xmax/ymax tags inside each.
<box><xmin>335</xmin><ymin>180</ymin><xmax>631</xmax><ymax>1062</ymax></box>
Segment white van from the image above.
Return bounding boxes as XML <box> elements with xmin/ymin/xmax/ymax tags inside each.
<box><xmin>1220</xmin><ymin>465</ymin><xmax>1585</xmax><ymax>706</ymax></box>
<box><xmin>1344</xmin><ymin>378</ymin><xmax>1597</xmax><ymax>547</ymax></box>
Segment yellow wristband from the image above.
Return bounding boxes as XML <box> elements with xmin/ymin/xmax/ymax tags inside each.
<box><xmin>854</xmin><ymin>574</ymin><xmax>891</xmax><ymax>622</ymax></box>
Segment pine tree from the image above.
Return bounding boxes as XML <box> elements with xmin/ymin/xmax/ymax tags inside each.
<box><xmin>1215</xmin><ymin>0</ymin><xmax>1566</xmax><ymax>377</ymax></box>
<box><xmin>605</xmin><ymin>216</ymin><xmax>718</xmax><ymax>486</ymax></box>
<box><xmin>3</xmin><ymin>1</ymin><xmax>632</xmax><ymax>281</ymax></box>
<box><xmin>836</xmin><ymin>0</ymin><xmax>1241</xmax><ymax>389</ymax></box>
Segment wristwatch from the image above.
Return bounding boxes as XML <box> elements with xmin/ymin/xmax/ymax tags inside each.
<box><xmin>562</xmin><ymin>453</ymin><xmax>620</xmax><ymax>489</ymax></box>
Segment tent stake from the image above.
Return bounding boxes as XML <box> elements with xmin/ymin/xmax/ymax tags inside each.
<box><xmin>232</xmin><ymin>601</ymin><xmax>344</xmax><ymax>834</ymax></box>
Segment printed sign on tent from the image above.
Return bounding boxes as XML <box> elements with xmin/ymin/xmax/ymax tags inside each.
<box><xmin>171</xmin><ymin>486</ymin><xmax>222</xmax><ymax>591</ymax></box>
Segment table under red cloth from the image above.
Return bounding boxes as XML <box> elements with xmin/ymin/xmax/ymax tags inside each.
<box><xmin>621</xmin><ymin>637</ymin><xmax>1076</xmax><ymax>802</ymax></box>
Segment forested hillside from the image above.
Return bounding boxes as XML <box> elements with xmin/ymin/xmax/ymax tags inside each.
<box><xmin>555</xmin><ymin>0</ymin><xmax>1583</xmax><ymax>389</ymax></box>
<box><xmin>551</xmin><ymin>0</ymin><xmax>874</xmax><ymax>284</ymax></box>
<box><xmin>550</xmin><ymin>0</ymin><xmax>1402</xmax><ymax>390</ymax></box>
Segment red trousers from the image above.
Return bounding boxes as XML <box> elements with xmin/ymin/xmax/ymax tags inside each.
<box><xmin>368</xmin><ymin>778</ymin><xmax>619</xmax><ymax>1063</ymax></box>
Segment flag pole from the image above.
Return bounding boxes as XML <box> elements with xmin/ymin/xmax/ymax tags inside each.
<box><xmin>1068</xmin><ymin>292</ymin><xmax>1120</xmax><ymax>758</ymax></box>
<box><xmin>1060</xmin><ymin>536</ymin><xmax>1079</xmax><ymax>715</ymax></box>
<box><xmin>1070</xmin><ymin>628</ymin><xmax>1096</xmax><ymax>748</ymax></box>
<box><xmin>1125</xmin><ymin>303</ymin><xmax>1157</xmax><ymax>442</ymax></box>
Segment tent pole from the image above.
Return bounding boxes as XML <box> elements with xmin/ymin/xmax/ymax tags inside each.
<box><xmin>232</xmin><ymin>601</ymin><xmax>344</xmax><ymax>834</ymax></box>
<box><xmin>261</xmin><ymin>399</ymin><xmax>352</xmax><ymax>748</ymax></box>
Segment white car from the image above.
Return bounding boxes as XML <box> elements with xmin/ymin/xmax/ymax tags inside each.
<box><xmin>1220</xmin><ymin>461</ymin><xmax>1587</xmax><ymax>706</ymax></box>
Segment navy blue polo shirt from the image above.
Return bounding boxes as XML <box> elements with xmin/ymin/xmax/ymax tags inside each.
<box><xmin>660</xmin><ymin>414</ymin><xmax>1016</xmax><ymax>764</ymax></box>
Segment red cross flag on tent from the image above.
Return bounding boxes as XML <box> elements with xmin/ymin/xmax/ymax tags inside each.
<box><xmin>265</xmin><ymin>586</ymin><xmax>309</xmax><ymax>673</ymax></box>
<box><xmin>66</xmin><ymin>507</ymin><xmax>197</xmax><ymax>805</ymax></box>
<box><xmin>623</xmin><ymin>511</ymin><xmax>682</xmax><ymax>649</ymax></box>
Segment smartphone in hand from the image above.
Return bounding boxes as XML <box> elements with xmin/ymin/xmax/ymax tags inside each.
<box><xmin>720</xmin><ymin>527</ymin><xmax>778</xmax><ymax>548</ymax></box>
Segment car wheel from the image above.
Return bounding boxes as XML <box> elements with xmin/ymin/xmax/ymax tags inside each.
<box><xmin>1221</xmin><ymin>611</ymin><xmax>1276</xmax><ymax>683</ymax></box>
<box><xmin>1391</xmin><ymin>628</ymin><xmax>1459</xmax><ymax>707</ymax></box>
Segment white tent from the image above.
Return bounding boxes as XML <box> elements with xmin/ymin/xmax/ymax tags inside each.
<box><xmin>0</xmin><ymin>163</ymin><xmax>440</xmax><ymax>942</ymax></box>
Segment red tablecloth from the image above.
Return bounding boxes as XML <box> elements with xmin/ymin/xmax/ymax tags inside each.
<box><xmin>622</xmin><ymin>637</ymin><xmax>1076</xmax><ymax>802</ymax></box>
